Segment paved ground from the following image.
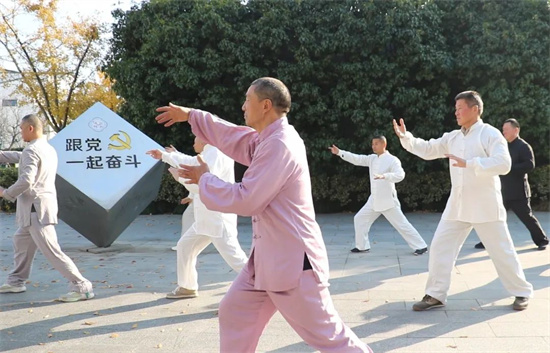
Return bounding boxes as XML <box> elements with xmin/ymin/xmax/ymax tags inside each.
<box><xmin>0</xmin><ymin>211</ymin><xmax>549</xmax><ymax>353</ymax></box>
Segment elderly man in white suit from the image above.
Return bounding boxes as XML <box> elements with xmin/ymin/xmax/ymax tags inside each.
<box><xmin>393</xmin><ymin>90</ymin><xmax>533</xmax><ymax>311</ymax></box>
<box><xmin>147</xmin><ymin>137</ymin><xmax>248</xmax><ymax>298</ymax></box>
<box><xmin>0</xmin><ymin>114</ymin><xmax>94</xmax><ymax>302</ymax></box>
<box><xmin>330</xmin><ymin>136</ymin><xmax>428</xmax><ymax>255</ymax></box>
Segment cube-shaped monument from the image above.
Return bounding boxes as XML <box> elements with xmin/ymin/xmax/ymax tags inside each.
<box><xmin>49</xmin><ymin>103</ymin><xmax>164</xmax><ymax>247</ymax></box>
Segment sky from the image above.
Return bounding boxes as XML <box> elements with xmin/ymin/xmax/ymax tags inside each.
<box><xmin>55</xmin><ymin>0</ymin><xmax>143</xmax><ymax>24</ymax></box>
<box><xmin>0</xmin><ymin>0</ymin><xmax>147</xmax><ymax>70</ymax></box>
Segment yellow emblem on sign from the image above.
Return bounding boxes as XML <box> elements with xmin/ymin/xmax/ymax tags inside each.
<box><xmin>108</xmin><ymin>130</ymin><xmax>132</xmax><ymax>150</ymax></box>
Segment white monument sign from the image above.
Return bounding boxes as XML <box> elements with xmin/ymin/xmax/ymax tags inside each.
<box><xmin>49</xmin><ymin>102</ymin><xmax>165</xmax><ymax>247</ymax></box>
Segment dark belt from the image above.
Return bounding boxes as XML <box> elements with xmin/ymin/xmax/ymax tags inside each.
<box><xmin>303</xmin><ymin>253</ymin><xmax>312</xmax><ymax>271</ymax></box>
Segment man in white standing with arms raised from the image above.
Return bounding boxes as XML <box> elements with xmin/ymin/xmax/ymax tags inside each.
<box><xmin>393</xmin><ymin>91</ymin><xmax>533</xmax><ymax>311</ymax></box>
<box><xmin>147</xmin><ymin>137</ymin><xmax>248</xmax><ymax>299</ymax></box>
<box><xmin>329</xmin><ymin>135</ymin><xmax>428</xmax><ymax>255</ymax></box>
<box><xmin>0</xmin><ymin>114</ymin><xmax>94</xmax><ymax>302</ymax></box>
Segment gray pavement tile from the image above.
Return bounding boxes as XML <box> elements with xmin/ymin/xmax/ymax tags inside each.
<box><xmin>1</xmin><ymin>211</ymin><xmax>549</xmax><ymax>353</ymax></box>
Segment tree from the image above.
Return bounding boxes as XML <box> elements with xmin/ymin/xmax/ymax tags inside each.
<box><xmin>0</xmin><ymin>0</ymin><xmax>122</xmax><ymax>132</ymax></box>
<box><xmin>0</xmin><ymin>105</ymin><xmax>22</xmax><ymax>150</ymax></box>
<box><xmin>105</xmin><ymin>0</ymin><xmax>549</xmax><ymax>212</ymax></box>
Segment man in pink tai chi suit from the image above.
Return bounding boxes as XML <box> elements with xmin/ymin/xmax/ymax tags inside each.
<box><xmin>155</xmin><ymin>77</ymin><xmax>372</xmax><ymax>353</ymax></box>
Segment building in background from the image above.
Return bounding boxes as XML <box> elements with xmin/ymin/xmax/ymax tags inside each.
<box><xmin>0</xmin><ymin>68</ymin><xmax>54</xmax><ymax>151</ymax></box>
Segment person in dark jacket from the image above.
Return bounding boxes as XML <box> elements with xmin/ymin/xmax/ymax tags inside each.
<box><xmin>475</xmin><ymin>118</ymin><xmax>549</xmax><ymax>251</ymax></box>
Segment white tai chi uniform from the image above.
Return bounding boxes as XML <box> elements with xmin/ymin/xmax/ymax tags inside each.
<box><xmin>159</xmin><ymin>145</ymin><xmax>248</xmax><ymax>290</ymax></box>
<box><xmin>338</xmin><ymin>150</ymin><xmax>427</xmax><ymax>251</ymax></box>
<box><xmin>179</xmin><ymin>192</ymin><xmax>195</xmax><ymax>237</ymax></box>
<box><xmin>399</xmin><ymin>120</ymin><xmax>533</xmax><ymax>303</ymax></box>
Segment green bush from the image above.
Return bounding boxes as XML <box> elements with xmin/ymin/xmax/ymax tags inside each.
<box><xmin>0</xmin><ymin>166</ymin><xmax>18</xmax><ymax>212</ymax></box>
<box><xmin>312</xmin><ymin>170</ymin><xmax>451</xmax><ymax>213</ymax></box>
<box><xmin>143</xmin><ymin>168</ymin><xmax>190</xmax><ymax>214</ymax></box>
<box><xmin>530</xmin><ymin>164</ymin><xmax>550</xmax><ymax>211</ymax></box>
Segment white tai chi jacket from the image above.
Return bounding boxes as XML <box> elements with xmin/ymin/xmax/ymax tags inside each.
<box><xmin>399</xmin><ymin>120</ymin><xmax>511</xmax><ymax>223</ymax></box>
<box><xmin>338</xmin><ymin>150</ymin><xmax>405</xmax><ymax>212</ymax></box>
<box><xmin>160</xmin><ymin>145</ymin><xmax>237</xmax><ymax>238</ymax></box>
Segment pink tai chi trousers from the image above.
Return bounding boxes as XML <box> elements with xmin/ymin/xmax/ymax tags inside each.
<box><xmin>218</xmin><ymin>260</ymin><xmax>372</xmax><ymax>353</ymax></box>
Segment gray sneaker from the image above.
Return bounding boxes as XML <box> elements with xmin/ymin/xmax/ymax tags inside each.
<box><xmin>58</xmin><ymin>291</ymin><xmax>95</xmax><ymax>302</ymax></box>
<box><xmin>413</xmin><ymin>295</ymin><xmax>445</xmax><ymax>311</ymax></box>
<box><xmin>0</xmin><ymin>283</ymin><xmax>26</xmax><ymax>293</ymax></box>
<box><xmin>512</xmin><ymin>297</ymin><xmax>528</xmax><ymax>311</ymax></box>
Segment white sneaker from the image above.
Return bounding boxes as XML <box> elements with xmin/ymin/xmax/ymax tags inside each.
<box><xmin>57</xmin><ymin>291</ymin><xmax>95</xmax><ymax>302</ymax></box>
<box><xmin>0</xmin><ymin>283</ymin><xmax>26</xmax><ymax>293</ymax></box>
<box><xmin>171</xmin><ymin>246</ymin><xmax>177</xmax><ymax>251</ymax></box>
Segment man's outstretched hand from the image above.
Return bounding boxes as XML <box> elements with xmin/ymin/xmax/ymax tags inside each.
<box><xmin>155</xmin><ymin>103</ymin><xmax>192</xmax><ymax>127</ymax></box>
<box><xmin>392</xmin><ymin>118</ymin><xmax>407</xmax><ymax>138</ymax></box>
<box><xmin>178</xmin><ymin>155</ymin><xmax>210</xmax><ymax>184</ymax></box>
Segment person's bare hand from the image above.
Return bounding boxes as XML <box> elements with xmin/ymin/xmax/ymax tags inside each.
<box><xmin>392</xmin><ymin>118</ymin><xmax>407</xmax><ymax>138</ymax></box>
<box><xmin>165</xmin><ymin>145</ymin><xmax>177</xmax><ymax>153</ymax></box>
<box><xmin>0</xmin><ymin>186</ymin><xmax>4</xmax><ymax>198</ymax></box>
<box><xmin>146</xmin><ymin>149</ymin><xmax>163</xmax><ymax>160</ymax></box>
<box><xmin>178</xmin><ymin>155</ymin><xmax>210</xmax><ymax>184</ymax></box>
<box><xmin>374</xmin><ymin>174</ymin><xmax>385</xmax><ymax>180</ymax></box>
<box><xmin>328</xmin><ymin>144</ymin><xmax>340</xmax><ymax>155</ymax></box>
<box><xmin>168</xmin><ymin>167</ymin><xmax>180</xmax><ymax>182</ymax></box>
<box><xmin>180</xmin><ymin>197</ymin><xmax>192</xmax><ymax>205</ymax></box>
<box><xmin>155</xmin><ymin>103</ymin><xmax>192</xmax><ymax>127</ymax></box>
<box><xmin>445</xmin><ymin>154</ymin><xmax>466</xmax><ymax>168</ymax></box>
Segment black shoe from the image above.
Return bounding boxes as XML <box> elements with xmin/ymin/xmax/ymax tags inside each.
<box><xmin>512</xmin><ymin>296</ymin><xmax>529</xmax><ymax>311</ymax></box>
<box><xmin>414</xmin><ymin>247</ymin><xmax>428</xmax><ymax>256</ymax></box>
<box><xmin>412</xmin><ymin>294</ymin><xmax>445</xmax><ymax>311</ymax></box>
<box><xmin>350</xmin><ymin>247</ymin><xmax>369</xmax><ymax>253</ymax></box>
<box><xmin>474</xmin><ymin>242</ymin><xmax>485</xmax><ymax>249</ymax></box>
<box><xmin>537</xmin><ymin>244</ymin><xmax>547</xmax><ymax>251</ymax></box>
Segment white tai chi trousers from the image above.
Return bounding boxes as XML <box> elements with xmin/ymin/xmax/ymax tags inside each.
<box><xmin>180</xmin><ymin>205</ymin><xmax>195</xmax><ymax>237</ymax></box>
<box><xmin>176</xmin><ymin>225</ymin><xmax>248</xmax><ymax>291</ymax></box>
<box><xmin>354</xmin><ymin>203</ymin><xmax>427</xmax><ymax>251</ymax></box>
<box><xmin>426</xmin><ymin>219</ymin><xmax>533</xmax><ymax>303</ymax></box>
<box><xmin>7</xmin><ymin>213</ymin><xmax>92</xmax><ymax>293</ymax></box>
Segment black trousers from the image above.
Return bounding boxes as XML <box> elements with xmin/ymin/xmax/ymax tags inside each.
<box><xmin>504</xmin><ymin>198</ymin><xmax>549</xmax><ymax>246</ymax></box>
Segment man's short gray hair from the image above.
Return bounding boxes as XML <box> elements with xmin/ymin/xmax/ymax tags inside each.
<box><xmin>22</xmin><ymin>114</ymin><xmax>43</xmax><ymax>132</ymax></box>
<box><xmin>250</xmin><ymin>77</ymin><xmax>291</xmax><ymax>114</ymax></box>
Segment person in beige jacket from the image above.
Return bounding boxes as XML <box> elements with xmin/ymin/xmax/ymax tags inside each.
<box><xmin>0</xmin><ymin>114</ymin><xmax>94</xmax><ymax>302</ymax></box>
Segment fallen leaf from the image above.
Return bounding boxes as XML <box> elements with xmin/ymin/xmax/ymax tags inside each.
<box><xmin>156</xmin><ymin>343</ymin><xmax>163</xmax><ymax>348</ymax></box>
<box><xmin>43</xmin><ymin>315</ymin><xmax>50</xmax><ymax>319</ymax></box>
<box><xmin>47</xmin><ymin>333</ymin><xmax>53</xmax><ymax>338</ymax></box>
<box><xmin>83</xmin><ymin>331</ymin><xmax>90</xmax><ymax>335</ymax></box>
<box><xmin>83</xmin><ymin>321</ymin><xmax>95</xmax><ymax>326</ymax></box>
<box><xmin>446</xmin><ymin>345</ymin><xmax>457</xmax><ymax>349</ymax></box>
<box><xmin>28</xmin><ymin>309</ymin><xmax>33</xmax><ymax>313</ymax></box>
<box><xmin>177</xmin><ymin>328</ymin><xmax>183</xmax><ymax>332</ymax></box>
<box><xmin>131</xmin><ymin>324</ymin><xmax>138</xmax><ymax>329</ymax></box>
<box><xmin>110</xmin><ymin>333</ymin><xmax>119</xmax><ymax>338</ymax></box>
